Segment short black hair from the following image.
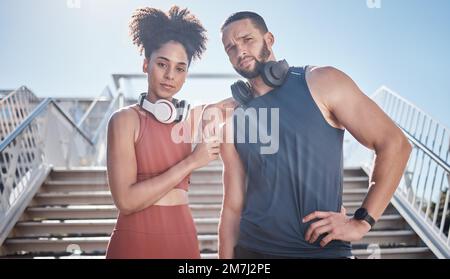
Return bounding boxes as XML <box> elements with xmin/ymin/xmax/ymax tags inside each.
<box><xmin>221</xmin><ymin>11</ymin><xmax>268</xmax><ymax>34</ymax></box>
<box><xmin>129</xmin><ymin>6</ymin><xmax>207</xmax><ymax>65</ymax></box>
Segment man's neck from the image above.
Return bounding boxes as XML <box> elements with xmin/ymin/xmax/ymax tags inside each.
<box><xmin>248</xmin><ymin>75</ymin><xmax>274</xmax><ymax>97</ymax></box>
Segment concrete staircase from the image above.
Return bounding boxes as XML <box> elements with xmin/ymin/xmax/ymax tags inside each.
<box><xmin>0</xmin><ymin>161</ymin><xmax>436</xmax><ymax>259</ymax></box>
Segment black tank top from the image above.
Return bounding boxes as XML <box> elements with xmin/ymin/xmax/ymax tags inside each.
<box><xmin>233</xmin><ymin>66</ymin><xmax>352</xmax><ymax>258</ymax></box>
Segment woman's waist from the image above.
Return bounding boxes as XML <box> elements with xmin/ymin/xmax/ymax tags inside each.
<box><xmin>154</xmin><ymin>188</ymin><xmax>189</xmax><ymax>206</ymax></box>
<box><xmin>115</xmin><ymin>203</ymin><xmax>196</xmax><ymax>234</ymax></box>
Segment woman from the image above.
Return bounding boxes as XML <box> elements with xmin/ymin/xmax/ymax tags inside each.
<box><xmin>105</xmin><ymin>6</ymin><xmax>219</xmax><ymax>259</ymax></box>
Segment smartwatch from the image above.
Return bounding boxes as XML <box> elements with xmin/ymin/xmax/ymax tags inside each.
<box><xmin>353</xmin><ymin>207</ymin><xmax>376</xmax><ymax>228</ymax></box>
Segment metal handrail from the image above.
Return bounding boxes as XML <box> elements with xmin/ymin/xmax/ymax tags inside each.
<box><xmin>0</xmin><ymin>86</ymin><xmax>118</xmax><ymax>245</ymax></box>
<box><xmin>91</xmin><ymin>92</ymin><xmax>122</xmax><ymax>144</ymax></box>
<box><xmin>372</xmin><ymin>86</ymin><xmax>450</xmax><ymax>164</ymax></box>
<box><xmin>369</xmin><ymin>86</ymin><xmax>450</xmax><ymax>258</ymax></box>
<box><xmin>0</xmin><ymin>98</ymin><xmax>94</xmax><ymax>152</ymax></box>
<box><xmin>0</xmin><ymin>86</ymin><xmax>37</xmax><ymax>106</ymax></box>
<box><xmin>0</xmin><ymin>86</ymin><xmax>40</xmax><ymax>140</ymax></box>
<box><xmin>402</xmin><ymin>129</ymin><xmax>450</xmax><ymax>173</ymax></box>
<box><xmin>76</xmin><ymin>86</ymin><xmax>113</xmax><ymax>128</ymax></box>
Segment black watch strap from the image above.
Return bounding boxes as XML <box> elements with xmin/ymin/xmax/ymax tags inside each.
<box><xmin>354</xmin><ymin>207</ymin><xmax>376</xmax><ymax>228</ymax></box>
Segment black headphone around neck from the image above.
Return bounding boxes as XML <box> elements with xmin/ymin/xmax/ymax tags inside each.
<box><xmin>231</xmin><ymin>59</ymin><xmax>290</xmax><ymax>107</ymax></box>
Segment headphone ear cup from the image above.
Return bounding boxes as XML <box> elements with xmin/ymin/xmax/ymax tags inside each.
<box><xmin>176</xmin><ymin>100</ymin><xmax>190</xmax><ymax>122</ymax></box>
<box><xmin>154</xmin><ymin>99</ymin><xmax>176</xmax><ymax>123</ymax></box>
<box><xmin>231</xmin><ymin>80</ymin><xmax>253</xmax><ymax>106</ymax></box>
<box><xmin>261</xmin><ymin>61</ymin><xmax>277</xmax><ymax>87</ymax></box>
<box><xmin>261</xmin><ymin>60</ymin><xmax>290</xmax><ymax>87</ymax></box>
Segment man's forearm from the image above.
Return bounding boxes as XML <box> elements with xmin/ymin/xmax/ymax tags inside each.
<box><xmin>361</xmin><ymin>137</ymin><xmax>412</xmax><ymax>221</ymax></box>
<box><xmin>218</xmin><ymin>210</ymin><xmax>241</xmax><ymax>259</ymax></box>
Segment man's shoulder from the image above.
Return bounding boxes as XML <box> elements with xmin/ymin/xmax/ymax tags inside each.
<box><xmin>305</xmin><ymin>65</ymin><xmax>345</xmax><ymax>81</ymax></box>
<box><xmin>304</xmin><ymin>65</ymin><xmax>353</xmax><ymax>93</ymax></box>
<box><xmin>289</xmin><ymin>65</ymin><xmax>346</xmax><ymax>81</ymax></box>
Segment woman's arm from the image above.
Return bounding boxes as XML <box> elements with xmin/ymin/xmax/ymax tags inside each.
<box><xmin>107</xmin><ymin>108</ymin><xmax>220</xmax><ymax>215</ymax></box>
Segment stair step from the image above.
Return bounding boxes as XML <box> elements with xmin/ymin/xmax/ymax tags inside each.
<box><xmin>342</xmin><ymin>188</ymin><xmax>368</xmax><ymax>202</ymax></box>
<box><xmin>12</xmin><ymin>213</ymin><xmax>405</xmax><ymax>238</ymax></box>
<box><xmin>342</xmin><ymin>177</ymin><xmax>369</xmax><ymax>189</ymax></box>
<box><xmin>343</xmin><ymin>202</ymin><xmax>397</xmax><ymax>215</ymax></box>
<box><xmin>42</xmin><ymin>180</ymin><xmax>224</xmax><ymax>193</ymax></box>
<box><xmin>26</xmin><ymin>205</ymin><xmax>118</xmax><ymax>220</ymax></box>
<box><xmin>33</xmin><ymin>191</ymin><xmax>225</xmax><ymax>205</ymax></box>
<box><xmin>356</xmin><ymin>230</ymin><xmax>420</xmax><ymax>247</ymax></box>
<box><xmin>3</xmin><ymin>247</ymin><xmax>433</xmax><ymax>259</ymax></box>
<box><xmin>41</xmin><ymin>181</ymin><xmax>108</xmax><ymax>192</ymax></box>
<box><xmin>3</xmin><ymin>237</ymin><xmax>110</xmax><ymax>254</ymax></box>
<box><xmin>201</xmin><ymin>253</ymin><xmax>218</xmax><ymax>259</ymax></box>
<box><xmin>352</xmin><ymin>247</ymin><xmax>434</xmax><ymax>259</ymax></box>
<box><xmin>40</xmin><ymin>177</ymin><xmax>369</xmax><ymax>193</ymax></box>
<box><xmin>26</xmin><ymin>204</ymin><xmax>222</xmax><ymax>219</ymax></box>
<box><xmin>370</xmin><ymin>214</ymin><xmax>407</xmax><ymax>230</ymax></box>
<box><xmin>49</xmin><ymin>168</ymin><xmax>107</xmax><ymax>182</ymax></box>
<box><xmin>28</xmin><ymin>198</ymin><xmax>396</xmax><ymax>217</ymax></box>
<box><xmin>201</xmin><ymin>247</ymin><xmax>435</xmax><ymax>259</ymax></box>
<box><xmin>3</xmin><ymin>235</ymin><xmax>219</xmax><ymax>255</ymax></box>
<box><xmin>1</xmin><ymin>254</ymin><xmax>106</xmax><ymax>259</ymax></box>
<box><xmin>343</xmin><ymin>167</ymin><xmax>367</xmax><ymax>178</ymax></box>
<box><xmin>13</xmin><ymin>218</ymin><xmax>220</xmax><ymax>237</ymax></box>
<box><xmin>2</xmin><ymin>230</ymin><xmax>421</xmax><ymax>256</ymax></box>
<box><xmin>48</xmin><ymin>164</ymin><xmax>224</xmax><ymax>183</ymax></box>
<box><xmin>34</xmin><ymin>192</ymin><xmax>113</xmax><ymax>206</ymax></box>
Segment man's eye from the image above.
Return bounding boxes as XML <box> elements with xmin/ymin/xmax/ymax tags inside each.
<box><xmin>177</xmin><ymin>68</ymin><xmax>186</xmax><ymax>72</ymax></box>
<box><xmin>244</xmin><ymin>38</ymin><xmax>252</xmax><ymax>42</ymax></box>
<box><xmin>158</xmin><ymin>63</ymin><xmax>167</xmax><ymax>68</ymax></box>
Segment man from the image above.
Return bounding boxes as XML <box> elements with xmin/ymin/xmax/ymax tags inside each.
<box><xmin>217</xmin><ymin>11</ymin><xmax>412</xmax><ymax>259</ymax></box>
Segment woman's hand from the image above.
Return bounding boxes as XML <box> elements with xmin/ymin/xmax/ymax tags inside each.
<box><xmin>190</xmin><ymin>136</ymin><xmax>220</xmax><ymax>169</ymax></box>
<box><xmin>216</xmin><ymin>97</ymin><xmax>239</xmax><ymax>110</ymax></box>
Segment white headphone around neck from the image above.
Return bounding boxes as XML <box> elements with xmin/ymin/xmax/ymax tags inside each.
<box><xmin>138</xmin><ymin>92</ymin><xmax>190</xmax><ymax>124</ymax></box>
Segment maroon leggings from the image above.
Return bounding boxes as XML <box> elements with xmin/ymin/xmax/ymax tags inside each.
<box><xmin>106</xmin><ymin>204</ymin><xmax>200</xmax><ymax>259</ymax></box>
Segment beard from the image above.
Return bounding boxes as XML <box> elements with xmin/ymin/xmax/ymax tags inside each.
<box><xmin>233</xmin><ymin>41</ymin><xmax>271</xmax><ymax>79</ymax></box>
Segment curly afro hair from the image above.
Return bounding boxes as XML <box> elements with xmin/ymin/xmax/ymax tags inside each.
<box><xmin>129</xmin><ymin>6</ymin><xmax>207</xmax><ymax>65</ymax></box>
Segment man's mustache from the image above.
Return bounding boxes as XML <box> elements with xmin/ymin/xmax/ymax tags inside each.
<box><xmin>238</xmin><ymin>56</ymin><xmax>256</xmax><ymax>65</ymax></box>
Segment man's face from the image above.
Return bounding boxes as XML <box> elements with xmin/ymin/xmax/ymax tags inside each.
<box><xmin>222</xmin><ymin>19</ymin><xmax>272</xmax><ymax>79</ymax></box>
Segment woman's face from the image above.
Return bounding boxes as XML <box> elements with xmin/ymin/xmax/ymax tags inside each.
<box><xmin>143</xmin><ymin>40</ymin><xmax>189</xmax><ymax>100</ymax></box>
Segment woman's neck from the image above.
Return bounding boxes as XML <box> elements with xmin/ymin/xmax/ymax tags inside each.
<box><xmin>146</xmin><ymin>89</ymin><xmax>172</xmax><ymax>103</ymax></box>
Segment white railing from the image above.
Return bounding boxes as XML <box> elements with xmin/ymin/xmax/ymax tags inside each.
<box><xmin>90</xmin><ymin>91</ymin><xmax>123</xmax><ymax>166</ymax></box>
<box><xmin>0</xmin><ymin>86</ymin><xmax>40</xmax><ymax>141</ymax></box>
<box><xmin>0</xmin><ymin>94</ymin><xmax>93</xmax><ymax>244</ymax></box>
<box><xmin>346</xmin><ymin>86</ymin><xmax>450</xmax><ymax>258</ymax></box>
<box><xmin>0</xmin><ymin>86</ymin><xmax>123</xmax><ymax>245</ymax></box>
<box><xmin>76</xmin><ymin>87</ymin><xmax>113</xmax><ymax>139</ymax></box>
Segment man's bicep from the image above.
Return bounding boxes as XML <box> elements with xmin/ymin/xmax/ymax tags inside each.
<box><xmin>329</xmin><ymin>71</ymin><xmax>400</xmax><ymax>150</ymax></box>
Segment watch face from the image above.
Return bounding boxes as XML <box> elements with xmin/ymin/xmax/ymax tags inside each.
<box><xmin>354</xmin><ymin>208</ymin><xmax>367</xmax><ymax>219</ymax></box>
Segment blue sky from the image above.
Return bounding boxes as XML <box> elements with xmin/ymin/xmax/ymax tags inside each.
<box><xmin>1</xmin><ymin>0</ymin><xmax>449</xmax><ymax>126</ymax></box>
